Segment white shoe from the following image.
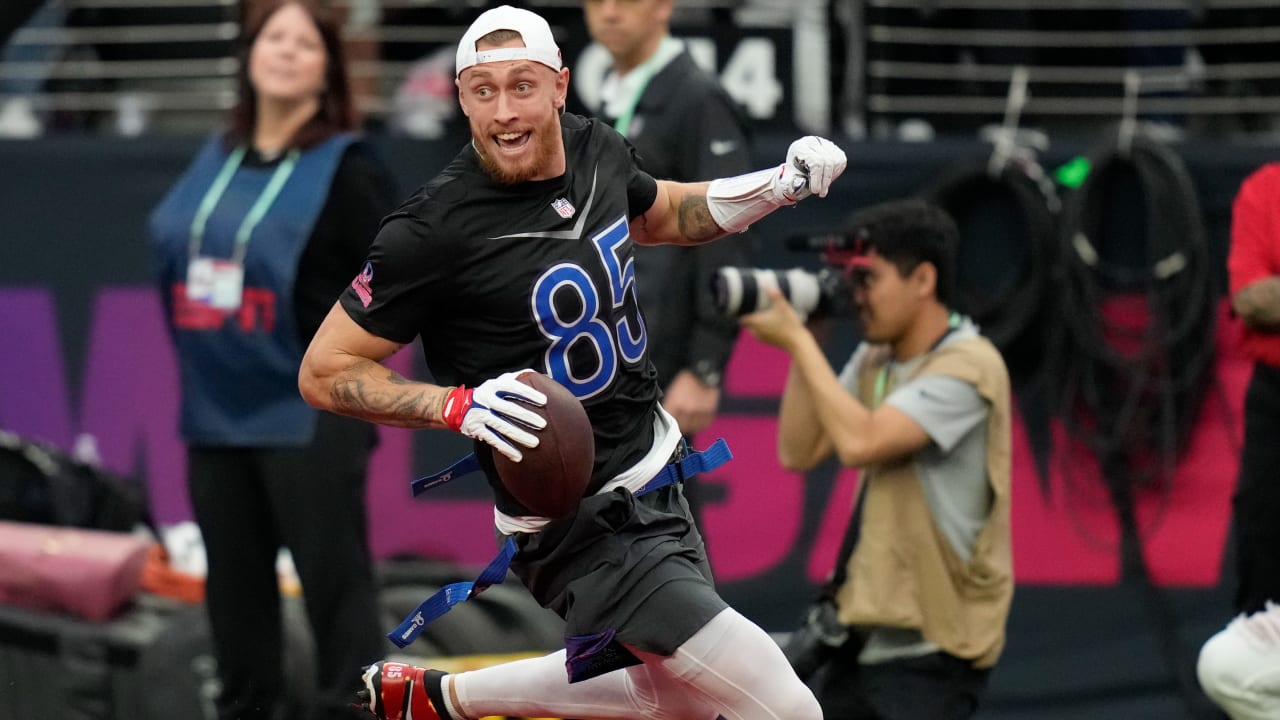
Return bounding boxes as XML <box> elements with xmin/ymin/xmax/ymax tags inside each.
<box><xmin>0</xmin><ymin>97</ymin><xmax>42</xmax><ymax>139</ymax></box>
<box><xmin>1198</xmin><ymin>602</ymin><xmax>1280</xmax><ymax>720</ymax></box>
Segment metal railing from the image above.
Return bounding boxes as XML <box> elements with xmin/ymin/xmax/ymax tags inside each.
<box><xmin>851</xmin><ymin>0</ymin><xmax>1280</xmax><ymax>137</ymax></box>
<box><xmin>3</xmin><ymin>0</ymin><xmax>1279</xmax><ymax>137</ymax></box>
<box><xmin>866</xmin><ymin>0</ymin><xmax>1276</xmax><ymax>9</ymax></box>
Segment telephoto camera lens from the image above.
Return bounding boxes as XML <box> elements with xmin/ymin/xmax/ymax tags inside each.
<box><xmin>712</xmin><ymin>267</ymin><xmax>850</xmax><ymax>319</ymax></box>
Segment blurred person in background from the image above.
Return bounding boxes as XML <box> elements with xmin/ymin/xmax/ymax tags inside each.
<box><xmin>148</xmin><ymin>2</ymin><xmax>397</xmax><ymax>718</ymax></box>
<box><xmin>741</xmin><ymin>199</ymin><xmax>1013</xmax><ymax>720</ymax></box>
<box><xmin>580</xmin><ymin>0</ymin><xmax>755</xmax><ymax>543</ymax></box>
<box><xmin>1197</xmin><ymin>163</ymin><xmax>1280</xmax><ymax>720</ymax></box>
<box><xmin>0</xmin><ymin>0</ymin><xmax>67</xmax><ymax>138</ymax></box>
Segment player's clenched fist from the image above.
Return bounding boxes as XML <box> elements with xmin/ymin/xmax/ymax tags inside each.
<box><xmin>777</xmin><ymin>136</ymin><xmax>847</xmax><ymax>201</ymax></box>
<box><xmin>707</xmin><ymin>135</ymin><xmax>848</xmax><ymax>234</ymax></box>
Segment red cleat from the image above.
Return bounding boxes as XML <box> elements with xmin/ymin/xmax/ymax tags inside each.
<box><xmin>356</xmin><ymin>661</ymin><xmax>450</xmax><ymax>720</ymax></box>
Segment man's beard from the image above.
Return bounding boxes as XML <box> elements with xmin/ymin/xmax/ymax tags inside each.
<box><xmin>473</xmin><ymin>117</ymin><xmax>560</xmax><ymax>186</ymax></box>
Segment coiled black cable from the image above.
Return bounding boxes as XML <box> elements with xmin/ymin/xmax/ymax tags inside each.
<box><xmin>1050</xmin><ymin>126</ymin><xmax>1218</xmax><ymax>719</ymax></box>
<box><xmin>1052</xmin><ymin>129</ymin><xmax>1215</xmax><ymax>490</ymax></box>
<box><xmin>925</xmin><ymin>151</ymin><xmax>1062</xmax><ymax>479</ymax></box>
<box><xmin>925</xmin><ymin>153</ymin><xmax>1060</xmax><ymax>361</ymax></box>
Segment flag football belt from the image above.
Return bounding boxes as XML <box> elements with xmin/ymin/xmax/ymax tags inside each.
<box><xmin>388</xmin><ymin>438</ymin><xmax>733</xmax><ymax>650</ymax></box>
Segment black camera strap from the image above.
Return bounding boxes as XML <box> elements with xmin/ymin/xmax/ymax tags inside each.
<box><xmin>822</xmin><ymin>482</ymin><xmax>866</xmax><ymax>600</ymax></box>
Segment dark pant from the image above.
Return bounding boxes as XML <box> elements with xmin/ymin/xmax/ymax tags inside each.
<box><xmin>812</xmin><ymin>640</ymin><xmax>990</xmax><ymax>720</ymax></box>
<box><xmin>1233</xmin><ymin>361</ymin><xmax>1280</xmax><ymax>613</ymax></box>
<box><xmin>188</xmin><ymin>413</ymin><xmax>384</xmax><ymax>720</ymax></box>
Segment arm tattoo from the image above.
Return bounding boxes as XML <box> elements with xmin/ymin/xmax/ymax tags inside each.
<box><xmin>1233</xmin><ymin>277</ymin><xmax>1280</xmax><ymax>331</ymax></box>
<box><xmin>329</xmin><ymin>361</ymin><xmax>442</xmax><ymax>428</ymax></box>
<box><xmin>677</xmin><ymin>193</ymin><xmax>724</xmax><ymax>244</ymax></box>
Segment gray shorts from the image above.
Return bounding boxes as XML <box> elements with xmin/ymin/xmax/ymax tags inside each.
<box><xmin>509</xmin><ymin>483</ymin><xmax>728</xmax><ymax>658</ymax></box>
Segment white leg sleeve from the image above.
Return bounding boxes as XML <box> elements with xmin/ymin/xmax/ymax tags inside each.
<box><xmin>451</xmin><ymin>649</ymin><xmax>719</xmax><ymax>720</ymax></box>
<box><xmin>452</xmin><ymin>650</ymin><xmax>640</xmax><ymax>720</ymax></box>
<box><xmin>1197</xmin><ymin>602</ymin><xmax>1280</xmax><ymax>720</ymax></box>
<box><xmin>650</xmin><ymin>607</ymin><xmax>823</xmax><ymax>720</ymax></box>
<box><xmin>451</xmin><ymin>608</ymin><xmax>819</xmax><ymax>720</ymax></box>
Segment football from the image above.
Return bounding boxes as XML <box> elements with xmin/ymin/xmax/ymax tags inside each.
<box><xmin>492</xmin><ymin>371</ymin><xmax>594</xmax><ymax>518</ymax></box>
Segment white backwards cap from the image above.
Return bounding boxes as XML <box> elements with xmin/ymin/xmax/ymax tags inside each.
<box><xmin>455</xmin><ymin>5</ymin><xmax>563</xmax><ymax>77</ymax></box>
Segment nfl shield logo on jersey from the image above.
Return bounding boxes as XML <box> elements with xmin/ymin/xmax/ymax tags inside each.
<box><xmin>551</xmin><ymin>197</ymin><xmax>576</xmax><ymax>219</ymax></box>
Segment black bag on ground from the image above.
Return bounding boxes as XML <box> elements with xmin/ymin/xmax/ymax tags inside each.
<box><xmin>0</xmin><ymin>430</ymin><xmax>148</xmax><ymax>532</ymax></box>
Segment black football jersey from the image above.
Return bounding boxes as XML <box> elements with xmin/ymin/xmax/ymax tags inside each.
<box><xmin>340</xmin><ymin>113</ymin><xmax>662</xmax><ymax>514</ymax></box>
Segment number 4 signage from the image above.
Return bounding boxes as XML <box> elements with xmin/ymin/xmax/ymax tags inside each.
<box><xmin>571</xmin><ymin>28</ymin><xmax>796</xmax><ymax>129</ymax></box>
<box><xmin>687</xmin><ymin>36</ymin><xmax>785</xmax><ymax>121</ymax></box>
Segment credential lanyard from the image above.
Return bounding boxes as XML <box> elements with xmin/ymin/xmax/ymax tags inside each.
<box><xmin>873</xmin><ymin>366</ymin><xmax>891</xmax><ymax>408</ymax></box>
<box><xmin>872</xmin><ymin>313</ymin><xmax>961</xmax><ymax>409</ymax></box>
<box><xmin>611</xmin><ymin>64</ymin><xmax>656</xmax><ymax>139</ymax></box>
<box><xmin>187</xmin><ymin>147</ymin><xmax>300</xmax><ymax>264</ymax></box>
<box><xmin>610</xmin><ymin>39</ymin><xmax>678</xmax><ymax>138</ymax></box>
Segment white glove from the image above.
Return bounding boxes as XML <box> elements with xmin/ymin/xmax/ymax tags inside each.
<box><xmin>776</xmin><ymin>136</ymin><xmax>847</xmax><ymax>202</ymax></box>
<box><xmin>441</xmin><ymin>370</ymin><xmax>547</xmax><ymax>462</ymax></box>
<box><xmin>706</xmin><ymin>136</ymin><xmax>847</xmax><ymax>234</ymax></box>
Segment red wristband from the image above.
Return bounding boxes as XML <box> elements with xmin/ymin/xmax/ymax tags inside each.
<box><xmin>441</xmin><ymin>385</ymin><xmax>474</xmax><ymax>431</ymax></box>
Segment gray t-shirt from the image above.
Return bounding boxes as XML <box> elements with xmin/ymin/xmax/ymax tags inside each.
<box><xmin>836</xmin><ymin>318</ymin><xmax>994</xmax><ymax>663</ymax></box>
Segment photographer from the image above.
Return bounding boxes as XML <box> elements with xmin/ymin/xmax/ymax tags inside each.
<box><xmin>739</xmin><ymin>199</ymin><xmax>1014</xmax><ymax>720</ymax></box>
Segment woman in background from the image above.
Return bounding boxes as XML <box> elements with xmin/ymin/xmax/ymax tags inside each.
<box><xmin>149</xmin><ymin>2</ymin><xmax>396</xmax><ymax>717</ymax></box>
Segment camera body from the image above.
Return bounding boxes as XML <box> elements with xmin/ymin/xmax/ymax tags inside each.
<box><xmin>712</xmin><ymin>266</ymin><xmax>851</xmax><ymax>319</ymax></box>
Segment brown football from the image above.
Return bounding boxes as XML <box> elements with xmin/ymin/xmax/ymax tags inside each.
<box><xmin>492</xmin><ymin>371</ymin><xmax>594</xmax><ymax>518</ymax></box>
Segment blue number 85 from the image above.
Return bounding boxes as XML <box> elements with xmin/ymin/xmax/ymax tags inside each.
<box><xmin>531</xmin><ymin>215</ymin><xmax>647</xmax><ymax>398</ymax></box>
